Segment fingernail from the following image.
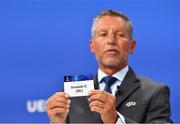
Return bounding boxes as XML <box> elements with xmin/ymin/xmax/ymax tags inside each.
<box><xmin>91</xmin><ymin>107</ymin><xmax>95</xmax><ymax>111</ymax></box>
<box><xmin>65</xmin><ymin>93</ymin><xmax>69</xmax><ymax>98</ymax></box>
<box><xmin>88</xmin><ymin>98</ymin><xmax>91</xmax><ymax>101</ymax></box>
<box><xmin>67</xmin><ymin>104</ymin><xmax>70</xmax><ymax>108</ymax></box>
<box><xmin>66</xmin><ymin>109</ymin><xmax>69</xmax><ymax>113</ymax></box>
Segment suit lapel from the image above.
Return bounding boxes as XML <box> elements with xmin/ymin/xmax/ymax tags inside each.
<box><xmin>115</xmin><ymin>67</ymin><xmax>140</xmax><ymax>107</ymax></box>
<box><xmin>93</xmin><ymin>74</ymin><xmax>99</xmax><ymax>89</ymax></box>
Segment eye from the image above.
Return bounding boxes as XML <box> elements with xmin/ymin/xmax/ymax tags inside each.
<box><xmin>116</xmin><ymin>33</ymin><xmax>126</xmax><ymax>38</ymax></box>
<box><xmin>99</xmin><ymin>32</ymin><xmax>107</xmax><ymax>37</ymax></box>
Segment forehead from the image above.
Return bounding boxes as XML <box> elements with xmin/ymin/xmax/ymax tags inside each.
<box><xmin>95</xmin><ymin>15</ymin><xmax>128</xmax><ymax>31</ymax></box>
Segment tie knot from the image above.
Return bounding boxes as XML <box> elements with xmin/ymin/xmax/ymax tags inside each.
<box><xmin>102</xmin><ymin>76</ymin><xmax>117</xmax><ymax>87</ymax></box>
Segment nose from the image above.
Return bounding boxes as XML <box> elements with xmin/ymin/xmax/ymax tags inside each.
<box><xmin>107</xmin><ymin>34</ymin><xmax>116</xmax><ymax>45</ymax></box>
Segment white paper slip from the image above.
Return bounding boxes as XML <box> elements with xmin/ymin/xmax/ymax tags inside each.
<box><xmin>64</xmin><ymin>80</ymin><xmax>94</xmax><ymax>97</ymax></box>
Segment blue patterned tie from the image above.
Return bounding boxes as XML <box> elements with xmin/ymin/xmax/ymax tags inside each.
<box><xmin>102</xmin><ymin>76</ymin><xmax>118</xmax><ymax>94</ymax></box>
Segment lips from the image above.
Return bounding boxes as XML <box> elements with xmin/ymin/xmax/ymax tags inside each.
<box><xmin>104</xmin><ymin>49</ymin><xmax>119</xmax><ymax>54</ymax></box>
<box><xmin>106</xmin><ymin>48</ymin><xmax>118</xmax><ymax>52</ymax></box>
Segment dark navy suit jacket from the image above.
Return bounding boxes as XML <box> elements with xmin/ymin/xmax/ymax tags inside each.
<box><xmin>66</xmin><ymin>68</ymin><xmax>173</xmax><ymax>123</ymax></box>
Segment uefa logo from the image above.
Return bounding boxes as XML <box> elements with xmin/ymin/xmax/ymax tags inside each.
<box><xmin>26</xmin><ymin>99</ymin><xmax>46</xmax><ymax>113</ymax></box>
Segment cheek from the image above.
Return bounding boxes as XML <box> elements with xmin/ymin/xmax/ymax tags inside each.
<box><xmin>119</xmin><ymin>42</ymin><xmax>132</xmax><ymax>54</ymax></box>
<box><xmin>95</xmin><ymin>46</ymin><xmax>103</xmax><ymax>56</ymax></box>
<box><xmin>94</xmin><ymin>42</ymin><xmax>104</xmax><ymax>53</ymax></box>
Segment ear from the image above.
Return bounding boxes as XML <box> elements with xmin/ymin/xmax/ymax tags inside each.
<box><xmin>90</xmin><ymin>39</ymin><xmax>95</xmax><ymax>53</ymax></box>
<box><xmin>130</xmin><ymin>40</ymin><xmax>136</xmax><ymax>54</ymax></box>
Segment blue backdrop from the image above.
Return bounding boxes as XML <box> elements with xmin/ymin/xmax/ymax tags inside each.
<box><xmin>0</xmin><ymin>0</ymin><xmax>179</xmax><ymax>123</ymax></box>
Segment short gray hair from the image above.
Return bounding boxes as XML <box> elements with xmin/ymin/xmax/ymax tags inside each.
<box><xmin>91</xmin><ymin>9</ymin><xmax>133</xmax><ymax>39</ymax></box>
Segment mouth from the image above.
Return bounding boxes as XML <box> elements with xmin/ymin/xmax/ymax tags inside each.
<box><xmin>104</xmin><ymin>49</ymin><xmax>119</xmax><ymax>54</ymax></box>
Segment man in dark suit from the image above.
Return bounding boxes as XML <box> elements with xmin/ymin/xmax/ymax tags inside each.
<box><xmin>46</xmin><ymin>9</ymin><xmax>172</xmax><ymax>123</ymax></box>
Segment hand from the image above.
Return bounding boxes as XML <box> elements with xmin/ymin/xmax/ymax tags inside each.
<box><xmin>88</xmin><ymin>90</ymin><xmax>118</xmax><ymax>123</ymax></box>
<box><xmin>46</xmin><ymin>92</ymin><xmax>70</xmax><ymax>124</ymax></box>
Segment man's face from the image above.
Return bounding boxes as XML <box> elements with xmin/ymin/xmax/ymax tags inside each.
<box><xmin>90</xmin><ymin>15</ymin><xmax>136</xmax><ymax>70</ymax></box>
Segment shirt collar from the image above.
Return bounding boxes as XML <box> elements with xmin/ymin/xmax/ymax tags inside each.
<box><xmin>98</xmin><ymin>65</ymin><xmax>129</xmax><ymax>83</ymax></box>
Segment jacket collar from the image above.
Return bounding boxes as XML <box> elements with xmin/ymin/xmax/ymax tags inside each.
<box><xmin>115</xmin><ymin>67</ymin><xmax>140</xmax><ymax>107</ymax></box>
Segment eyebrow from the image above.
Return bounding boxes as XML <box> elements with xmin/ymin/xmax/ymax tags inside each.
<box><xmin>96</xmin><ymin>30</ymin><xmax>126</xmax><ymax>34</ymax></box>
<box><xmin>96</xmin><ymin>29</ymin><xmax>107</xmax><ymax>32</ymax></box>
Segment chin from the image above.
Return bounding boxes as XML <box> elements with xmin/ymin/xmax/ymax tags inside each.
<box><xmin>102</xmin><ymin>59</ymin><xmax>121</xmax><ymax>68</ymax></box>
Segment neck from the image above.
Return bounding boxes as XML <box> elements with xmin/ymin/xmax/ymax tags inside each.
<box><xmin>99</xmin><ymin>64</ymin><xmax>127</xmax><ymax>76</ymax></box>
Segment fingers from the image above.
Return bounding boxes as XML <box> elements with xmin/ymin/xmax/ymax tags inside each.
<box><xmin>89</xmin><ymin>99</ymin><xmax>105</xmax><ymax>114</ymax></box>
<box><xmin>46</xmin><ymin>92</ymin><xmax>70</xmax><ymax>109</ymax></box>
<box><xmin>52</xmin><ymin>92</ymin><xmax>69</xmax><ymax>100</ymax></box>
<box><xmin>88</xmin><ymin>90</ymin><xmax>107</xmax><ymax>102</ymax></box>
<box><xmin>47</xmin><ymin>107</ymin><xmax>69</xmax><ymax>117</ymax></box>
<box><xmin>88</xmin><ymin>90</ymin><xmax>108</xmax><ymax>113</ymax></box>
<box><xmin>46</xmin><ymin>92</ymin><xmax>70</xmax><ymax>115</ymax></box>
<box><xmin>88</xmin><ymin>90</ymin><xmax>116</xmax><ymax>113</ymax></box>
<box><xmin>47</xmin><ymin>100</ymin><xmax>70</xmax><ymax>110</ymax></box>
<box><xmin>88</xmin><ymin>90</ymin><xmax>117</xmax><ymax>123</ymax></box>
<box><xmin>91</xmin><ymin>104</ymin><xmax>104</xmax><ymax>114</ymax></box>
<box><xmin>89</xmin><ymin>99</ymin><xmax>104</xmax><ymax>108</ymax></box>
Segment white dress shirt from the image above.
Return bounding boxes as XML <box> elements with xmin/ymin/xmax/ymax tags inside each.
<box><xmin>98</xmin><ymin>65</ymin><xmax>129</xmax><ymax>124</ymax></box>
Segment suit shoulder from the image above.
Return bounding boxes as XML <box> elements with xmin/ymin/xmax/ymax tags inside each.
<box><xmin>135</xmin><ymin>75</ymin><xmax>170</xmax><ymax>103</ymax></box>
<box><xmin>137</xmin><ymin>75</ymin><xmax>169</xmax><ymax>92</ymax></box>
